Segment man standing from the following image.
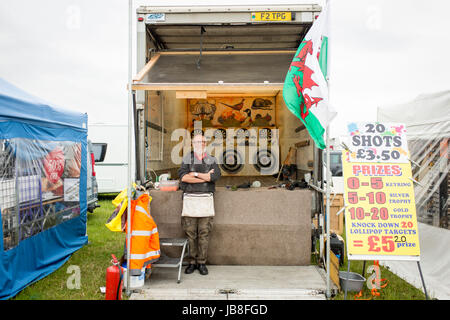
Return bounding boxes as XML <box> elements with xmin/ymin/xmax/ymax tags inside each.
<box><xmin>178</xmin><ymin>133</ymin><xmax>221</xmax><ymax>275</ymax></box>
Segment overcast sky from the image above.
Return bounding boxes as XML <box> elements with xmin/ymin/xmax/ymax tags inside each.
<box><xmin>1</xmin><ymin>0</ymin><xmax>449</xmax><ymax>138</ymax></box>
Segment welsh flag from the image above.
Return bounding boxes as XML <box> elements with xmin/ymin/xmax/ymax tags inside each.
<box><xmin>282</xmin><ymin>3</ymin><xmax>336</xmax><ymax>149</ymax></box>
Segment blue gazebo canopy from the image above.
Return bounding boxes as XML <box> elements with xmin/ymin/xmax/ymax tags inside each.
<box><xmin>0</xmin><ymin>78</ymin><xmax>87</xmax><ymax>129</ymax></box>
<box><xmin>0</xmin><ymin>78</ymin><xmax>88</xmax><ymax>300</ymax></box>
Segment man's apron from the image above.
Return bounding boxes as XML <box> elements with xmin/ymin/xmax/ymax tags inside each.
<box><xmin>182</xmin><ymin>193</ymin><xmax>215</xmax><ymax>217</ymax></box>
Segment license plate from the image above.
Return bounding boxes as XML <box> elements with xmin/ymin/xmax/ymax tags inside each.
<box><xmin>251</xmin><ymin>12</ymin><xmax>292</xmax><ymax>22</ymax></box>
<box><xmin>146</xmin><ymin>13</ymin><xmax>165</xmax><ymax>22</ymax></box>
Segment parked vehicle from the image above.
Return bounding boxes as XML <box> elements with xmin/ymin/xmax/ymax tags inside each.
<box><xmin>88</xmin><ymin>123</ymin><xmax>131</xmax><ymax>194</ymax></box>
<box><xmin>87</xmin><ymin>140</ymin><xmax>99</xmax><ymax>212</ymax></box>
<box><xmin>323</xmin><ymin>150</ymin><xmax>344</xmax><ymax>195</ymax></box>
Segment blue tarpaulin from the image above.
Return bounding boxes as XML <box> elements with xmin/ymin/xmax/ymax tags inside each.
<box><xmin>0</xmin><ymin>78</ymin><xmax>88</xmax><ymax>299</ymax></box>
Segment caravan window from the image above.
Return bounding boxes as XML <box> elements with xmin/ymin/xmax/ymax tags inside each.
<box><xmin>92</xmin><ymin>143</ymin><xmax>107</xmax><ymax>163</ymax></box>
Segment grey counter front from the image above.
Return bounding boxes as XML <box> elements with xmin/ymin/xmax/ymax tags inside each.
<box><xmin>148</xmin><ymin>188</ymin><xmax>312</xmax><ymax>265</ymax></box>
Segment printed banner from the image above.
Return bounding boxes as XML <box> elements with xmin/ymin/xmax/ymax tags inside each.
<box><xmin>343</xmin><ymin>122</ymin><xmax>420</xmax><ymax>261</ymax></box>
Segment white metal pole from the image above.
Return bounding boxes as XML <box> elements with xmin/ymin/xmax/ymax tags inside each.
<box><xmin>126</xmin><ymin>0</ymin><xmax>133</xmax><ymax>296</ymax></box>
<box><xmin>325</xmin><ymin>127</ymin><xmax>331</xmax><ymax>298</ymax></box>
<box><xmin>325</xmin><ymin>0</ymin><xmax>332</xmax><ymax>299</ymax></box>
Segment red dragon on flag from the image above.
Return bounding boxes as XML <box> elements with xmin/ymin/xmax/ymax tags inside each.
<box><xmin>290</xmin><ymin>40</ymin><xmax>323</xmax><ymax>120</ymax></box>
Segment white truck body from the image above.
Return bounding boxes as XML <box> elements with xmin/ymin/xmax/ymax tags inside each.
<box><xmin>133</xmin><ymin>4</ymin><xmax>322</xmax><ymax>183</ymax></box>
<box><xmin>128</xmin><ymin>3</ymin><xmax>339</xmax><ymax>298</ymax></box>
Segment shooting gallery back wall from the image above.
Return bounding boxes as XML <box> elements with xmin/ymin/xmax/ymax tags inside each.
<box><xmin>145</xmin><ymin>91</ymin><xmax>315</xmax><ymax>180</ymax></box>
<box><xmin>276</xmin><ymin>92</ymin><xmax>315</xmax><ymax>176</ymax></box>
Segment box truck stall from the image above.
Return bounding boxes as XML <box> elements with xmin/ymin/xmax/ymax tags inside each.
<box><xmin>131</xmin><ymin>4</ymin><xmax>324</xmax><ymax>266</ymax></box>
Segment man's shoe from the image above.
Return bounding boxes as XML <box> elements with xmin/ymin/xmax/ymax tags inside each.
<box><xmin>198</xmin><ymin>264</ymin><xmax>208</xmax><ymax>275</ymax></box>
<box><xmin>185</xmin><ymin>264</ymin><xmax>197</xmax><ymax>274</ymax></box>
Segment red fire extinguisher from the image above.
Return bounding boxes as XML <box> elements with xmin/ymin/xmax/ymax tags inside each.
<box><xmin>106</xmin><ymin>254</ymin><xmax>123</xmax><ymax>300</ymax></box>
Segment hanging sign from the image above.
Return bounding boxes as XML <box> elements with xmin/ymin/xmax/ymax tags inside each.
<box><xmin>343</xmin><ymin>122</ymin><xmax>420</xmax><ymax>261</ymax></box>
<box><xmin>346</xmin><ymin>122</ymin><xmax>409</xmax><ymax>163</ymax></box>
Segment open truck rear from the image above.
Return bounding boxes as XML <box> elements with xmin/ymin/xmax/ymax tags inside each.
<box><xmin>130</xmin><ymin>4</ymin><xmax>335</xmax><ymax>297</ymax></box>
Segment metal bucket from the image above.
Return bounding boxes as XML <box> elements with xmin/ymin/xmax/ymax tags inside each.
<box><xmin>339</xmin><ymin>271</ymin><xmax>366</xmax><ymax>292</ymax></box>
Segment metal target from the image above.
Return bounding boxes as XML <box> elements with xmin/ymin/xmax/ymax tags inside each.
<box><xmin>219</xmin><ymin>149</ymin><xmax>243</xmax><ymax>174</ymax></box>
<box><xmin>253</xmin><ymin>148</ymin><xmax>277</xmax><ymax>173</ymax></box>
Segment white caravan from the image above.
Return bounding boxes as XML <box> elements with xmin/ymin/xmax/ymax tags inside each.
<box><xmin>88</xmin><ymin>123</ymin><xmax>132</xmax><ymax>194</ymax></box>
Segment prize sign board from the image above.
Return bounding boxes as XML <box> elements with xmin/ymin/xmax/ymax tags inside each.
<box><xmin>343</xmin><ymin>122</ymin><xmax>420</xmax><ymax>261</ymax></box>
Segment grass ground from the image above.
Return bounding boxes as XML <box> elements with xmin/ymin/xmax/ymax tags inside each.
<box><xmin>330</xmin><ymin>229</ymin><xmax>427</xmax><ymax>300</ymax></box>
<box><xmin>11</xmin><ymin>194</ymin><xmax>427</xmax><ymax>300</ymax></box>
<box><xmin>332</xmin><ymin>259</ymin><xmax>427</xmax><ymax>300</ymax></box>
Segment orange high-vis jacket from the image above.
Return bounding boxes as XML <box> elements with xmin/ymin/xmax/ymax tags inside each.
<box><xmin>125</xmin><ymin>193</ymin><xmax>160</xmax><ymax>276</ymax></box>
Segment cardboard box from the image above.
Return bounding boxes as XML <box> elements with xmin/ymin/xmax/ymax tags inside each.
<box><xmin>324</xmin><ymin>194</ymin><xmax>345</xmax><ymax>235</ymax></box>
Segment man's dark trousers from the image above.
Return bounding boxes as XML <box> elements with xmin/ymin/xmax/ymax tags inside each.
<box><xmin>181</xmin><ymin>216</ymin><xmax>214</xmax><ymax>264</ymax></box>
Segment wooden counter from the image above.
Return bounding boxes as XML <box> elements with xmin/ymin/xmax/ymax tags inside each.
<box><xmin>148</xmin><ymin>187</ymin><xmax>312</xmax><ymax>265</ymax></box>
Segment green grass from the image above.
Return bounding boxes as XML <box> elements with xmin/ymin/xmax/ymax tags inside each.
<box><xmin>332</xmin><ymin>259</ymin><xmax>427</xmax><ymax>300</ymax></box>
<box><xmin>12</xmin><ymin>195</ymin><xmax>126</xmax><ymax>300</ymax></box>
<box><xmin>10</xmin><ymin>195</ymin><xmax>429</xmax><ymax>300</ymax></box>
<box><xmin>330</xmin><ymin>228</ymin><xmax>427</xmax><ymax>300</ymax></box>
